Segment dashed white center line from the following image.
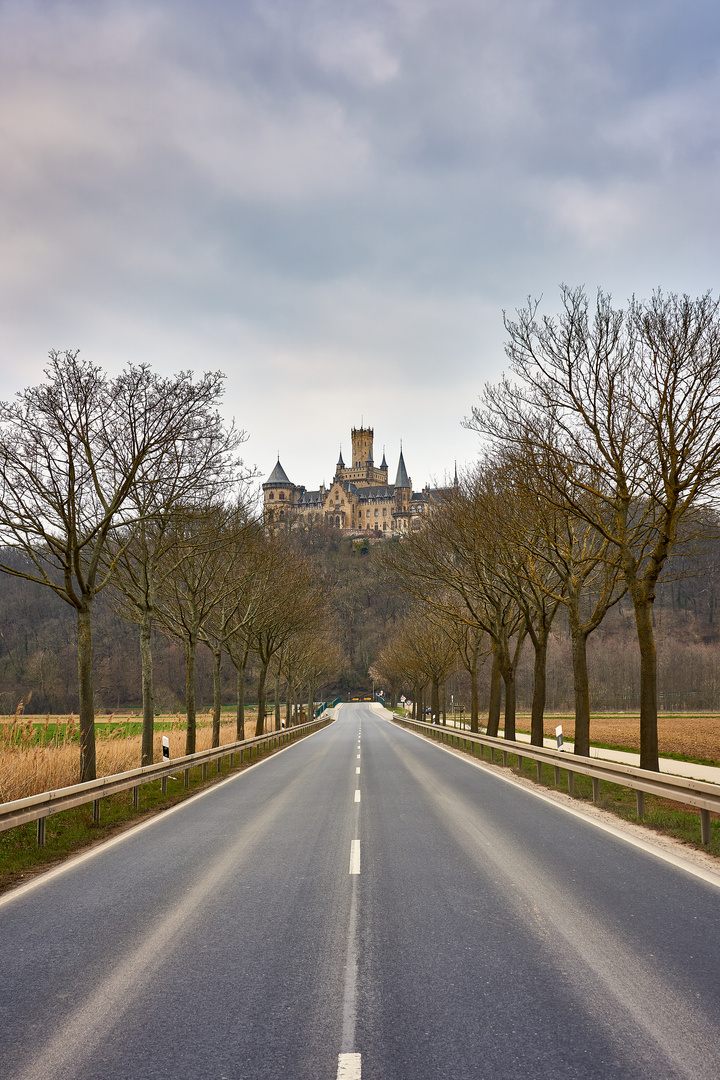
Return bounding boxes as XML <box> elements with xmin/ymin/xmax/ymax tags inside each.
<box><xmin>337</xmin><ymin>1052</ymin><xmax>362</xmax><ymax>1078</ymax></box>
<box><xmin>349</xmin><ymin>839</ymin><xmax>360</xmax><ymax>874</ymax></box>
<box><xmin>356</xmin><ymin>766</ymin><xmax>360</xmax><ymax>774</ymax></box>
<box><xmin>356</xmin><ymin>754</ymin><xmax>360</xmax><ymax>759</ymax></box>
<box><xmin>354</xmin><ymin>789</ymin><xmax>361</xmax><ymax>803</ymax></box>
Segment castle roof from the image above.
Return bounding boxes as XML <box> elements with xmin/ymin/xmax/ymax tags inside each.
<box><xmin>380</xmin><ymin>449</ymin><xmax>387</xmax><ymax>468</ymax></box>
<box><xmin>265</xmin><ymin>459</ymin><xmax>291</xmax><ymax>485</ymax></box>
<box><xmin>350</xmin><ymin>484</ymin><xmax>396</xmax><ymax>499</ymax></box>
<box><xmin>394</xmin><ymin>450</ymin><xmax>410</xmax><ymax>489</ymax></box>
<box><xmin>337</xmin><ymin>448</ymin><xmax>345</xmax><ymax>468</ymax></box>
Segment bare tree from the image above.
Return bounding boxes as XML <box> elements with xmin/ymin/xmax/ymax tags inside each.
<box><xmin>154</xmin><ymin>503</ymin><xmax>245</xmax><ymax>754</ymax></box>
<box><xmin>107</xmin><ymin>384</ymin><xmax>248</xmax><ymax>764</ymax></box>
<box><xmin>472</xmin><ymin>286</ymin><xmax>720</xmax><ymax>769</ymax></box>
<box><xmin>246</xmin><ymin>537</ymin><xmax>326</xmax><ymax>737</ymax></box>
<box><xmin>0</xmin><ymin>352</ymin><xmax>236</xmax><ymax>780</ymax></box>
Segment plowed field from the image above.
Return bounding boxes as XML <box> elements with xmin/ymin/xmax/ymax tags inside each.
<box><xmin>529</xmin><ymin>714</ymin><xmax>720</xmax><ymax>762</ymax></box>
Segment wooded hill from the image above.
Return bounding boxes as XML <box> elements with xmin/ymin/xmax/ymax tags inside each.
<box><xmin>0</xmin><ymin>528</ymin><xmax>718</xmax><ymax>716</ymax></box>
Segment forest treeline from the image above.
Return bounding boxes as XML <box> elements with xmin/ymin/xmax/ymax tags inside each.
<box><xmin>2</xmin><ymin>524</ymin><xmax>720</xmax><ymax>725</ymax></box>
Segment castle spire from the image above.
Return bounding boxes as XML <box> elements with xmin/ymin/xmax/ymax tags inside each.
<box><xmin>394</xmin><ymin>448</ymin><xmax>410</xmax><ymax>489</ymax></box>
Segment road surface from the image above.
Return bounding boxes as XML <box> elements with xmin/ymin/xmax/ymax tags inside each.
<box><xmin>1</xmin><ymin>703</ymin><xmax>719</xmax><ymax>1079</ymax></box>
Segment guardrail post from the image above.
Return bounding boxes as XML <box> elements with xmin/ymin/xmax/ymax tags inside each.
<box><xmin>229</xmin><ymin>752</ymin><xmax>234</xmax><ymax>767</ymax></box>
<box><xmin>568</xmin><ymin>771</ymin><xmax>574</xmax><ymax>795</ymax></box>
<box><xmin>554</xmin><ymin>766</ymin><xmax>561</xmax><ymax>785</ymax></box>
<box><xmin>592</xmin><ymin>777</ymin><xmax>600</xmax><ymax>803</ymax></box>
<box><xmin>161</xmin><ymin>776</ymin><xmax>167</xmax><ymax>795</ymax></box>
<box><xmin>93</xmin><ymin>799</ymin><xmax>100</xmax><ymax>824</ymax></box>
<box><xmin>240</xmin><ymin>747</ymin><xmax>244</xmax><ymax>764</ymax></box>
<box><xmin>636</xmin><ymin>790</ymin><xmax>645</xmax><ymax>819</ymax></box>
<box><xmin>37</xmin><ymin>817</ymin><xmax>45</xmax><ymax>847</ymax></box>
<box><xmin>184</xmin><ymin>768</ymin><xmax>190</xmax><ymax>788</ymax></box>
<box><xmin>502</xmin><ymin>750</ymin><xmax>508</xmax><ymax>767</ymax></box>
<box><xmin>133</xmin><ymin>785</ymin><xmax>139</xmax><ymax>809</ymax></box>
<box><xmin>701</xmin><ymin>808</ymin><xmax>711</xmax><ymax>845</ymax></box>
<box><xmin>517</xmin><ymin>754</ymin><xmax>523</xmax><ymax>771</ymax></box>
<box><xmin>536</xmin><ymin>761</ymin><xmax>542</xmax><ymax>782</ymax></box>
<box><xmin>217</xmin><ymin>756</ymin><xmax>222</xmax><ymax>773</ymax></box>
<box><xmin>202</xmin><ymin>762</ymin><xmax>207</xmax><ymax>780</ymax></box>
<box><xmin>490</xmin><ymin>747</ymin><xmax>494</xmax><ymax>762</ymax></box>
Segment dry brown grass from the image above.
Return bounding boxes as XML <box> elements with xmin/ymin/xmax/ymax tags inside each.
<box><xmin>0</xmin><ymin>714</ymin><xmax>262</xmax><ymax>804</ymax></box>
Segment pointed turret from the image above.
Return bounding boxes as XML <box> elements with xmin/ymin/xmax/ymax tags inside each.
<box><xmin>267</xmin><ymin>459</ymin><xmax>291</xmax><ymax>484</ymax></box>
<box><xmin>395</xmin><ymin>449</ymin><xmax>410</xmax><ymax>489</ymax></box>
<box><xmin>337</xmin><ymin>447</ymin><xmax>345</xmax><ymax>469</ymax></box>
<box><xmin>380</xmin><ymin>448</ymin><xmax>388</xmax><ymax>469</ymax></box>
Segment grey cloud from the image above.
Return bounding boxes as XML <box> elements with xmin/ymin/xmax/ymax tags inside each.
<box><xmin>1</xmin><ymin>0</ymin><xmax>719</xmax><ymax>486</ymax></box>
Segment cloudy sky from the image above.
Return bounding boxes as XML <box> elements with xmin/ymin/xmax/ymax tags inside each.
<box><xmin>1</xmin><ymin>0</ymin><xmax>719</xmax><ymax>493</ymax></box>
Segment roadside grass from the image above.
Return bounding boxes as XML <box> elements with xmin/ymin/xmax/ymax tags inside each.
<box><xmin>0</xmin><ymin>726</ymin><xmax>326</xmax><ymax>896</ymax></box>
<box><xmin>427</xmin><ymin>732</ymin><xmax>720</xmax><ymax>859</ymax></box>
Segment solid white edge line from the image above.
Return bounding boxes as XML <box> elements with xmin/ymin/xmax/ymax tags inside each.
<box><xmin>389</xmin><ymin>717</ymin><xmax>720</xmax><ymax>892</ymax></box>
<box><xmin>349</xmin><ymin>839</ymin><xmax>360</xmax><ymax>874</ymax></box>
<box><xmin>0</xmin><ymin>721</ymin><xmax>335</xmax><ymax>910</ymax></box>
<box><xmin>354</xmin><ymin>790</ymin><xmax>361</xmax><ymax>803</ymax></box>
<box><xmin>337</xmin><ymin>1052</ymin><xmax>361</xmax><ymax>1078</ymax></box>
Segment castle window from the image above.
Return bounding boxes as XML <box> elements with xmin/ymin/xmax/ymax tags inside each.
<box><xmin>374</xmin><ymin>509</ymin><xmax>378</xmax><ymax>517</ymax></box>
<box><xmin>383</xmin><ymin>522</ymin><xmax>387</xmax><ymax>530</ymax></box>
<box><xmin>279</xmin><ymin>492</ymin><xmax>285</xmax><ymax>501</ymax></box>
<box><xmin>382</xmin><ymin>508</ymin><xmax>387</xmax><ymax>516</ymax></box>
<box><xmin>366</xmin><ymin>510</ymin><xmax>370</xmax><ymax>518</ymax></box>
<box><xmin>269</xmin><ymin>492</ymin><xmax>275</xmax><ymax>500</ymax></box>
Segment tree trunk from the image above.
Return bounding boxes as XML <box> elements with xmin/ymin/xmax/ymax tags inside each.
<box><xmin>77</xmin><ymin>604</ymin><xmax>96</xmax><ymax>782</ymax></box>
<box><xmin>212</xmin><ymin>647</ymin><xmax>222</xmax><ymax>748</ymax></box>
<box><xmin>570</xmin><ymin>625</ymin><xmax>591</xmax><ymax>757</ymax></box>
<box><xmin>275</xmin><ymin>671</ymin><xmax>281</xmax><ymax>730</ymax></box>
<box><xmin>530</xmin><ymin>636</ymin><xmax>548</xmax><ymax>747</ymax></box>
<box><xmin>185</xmin><ymin>632</ymin><xmax>197</xmax><ymax>755</ymax></box>
<box><xmin>309</xmin><ymin>680</ymin><xmax>316</xmax><ymax>721</ymax></box>
<box><xmin>487</xmin><ymin>650</ymin><xmax>502</xmax><ymax>738</ymax></box>
<box><xmin>139</xmin><ymin>607</ymin><xmax>155</xmax><ymax>767</ymax></box>
<box><xmin>633</xmin><ymin>595</ymin><xmax>660</xmax><ymax>770</ymax></box>
<box><xmin>418</xmin><ymin>685</ymin><xmax>424</xmax><ymax>721</ymax></box>
<box><xmin>441</xmin><ymin>681</ymin><xmax>447</xmax><ymax>725</ymax></box>
<box><xmin>236</xmin><ymin>661</ymin><xmax>246</xmax><ymax>741</ymax></box>
<box><xmin>255</xmin><ymin>662</ymin><xmax>268</xmax><ymax>737</ymax></box>
<box><xmin>470</xmin><ymin>663</ymin><xmax>479</xmax><ymax>733</ymax></box>
<box><xmin>431</xmin><ymin>676</ymin><xmax>440</xmax><ymax>724</ymax></box>
<box><xmin>502</xmin><ymin>668</ymin><xmax>516</xmax><ymax>741</ymax></box>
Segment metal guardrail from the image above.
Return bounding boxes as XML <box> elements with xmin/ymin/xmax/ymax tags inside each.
<box><xmin>1</xmin><ymin>713</ymin><xmax>334</xmax><ymax>846</ymax></box>
<box><xmin>392</xmin><ymin>715</ymin><xmax>720</xmax><ymax>845</ymax></box>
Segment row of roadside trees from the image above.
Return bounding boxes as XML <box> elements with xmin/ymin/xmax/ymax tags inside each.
<box><xmin>379</xmin><ymin>288</ymin><xmax>720</xmax><ymax>772</ymax></box>
<box><xmin>0</xmin><ymin>352</ymin><xmax>337</xmax><ymax>783</ymax></box>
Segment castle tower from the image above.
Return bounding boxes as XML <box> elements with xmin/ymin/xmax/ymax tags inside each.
<box><xmin>352</xmin><ymin>427</ymin><xmax>374</xmax><ymax>468</ymax></box>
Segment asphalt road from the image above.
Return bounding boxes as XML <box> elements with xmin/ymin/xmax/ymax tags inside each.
<box><xmin>1</xmin><ymin>703</ymin><xmax>720</xmax><ymax>1079</ymax></box>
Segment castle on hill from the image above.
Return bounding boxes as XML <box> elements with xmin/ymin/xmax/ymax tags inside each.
<box><xmin>263</xmin><ymin>426</ymin><xmax>430</xmax><ymax>535</ymax></box>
